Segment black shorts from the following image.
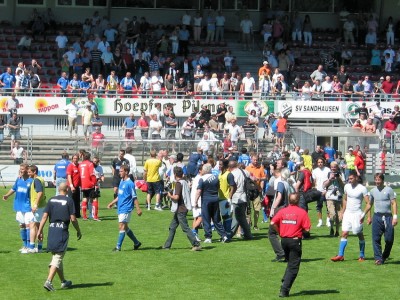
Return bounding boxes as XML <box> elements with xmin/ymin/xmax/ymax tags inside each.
<box><xmin>113</xmin><ymin>177</ymin><xmax>121</xmax><ymax>188</ymax></box>
<box><xmin>82</xmin><ymin>188</ymin><xmax>94</xmax><ymax>199</ymax></box>
<box><xmin>147</xmin><ymin>181</ymin><xmax>163</xmax><ymax>195</ymax></box>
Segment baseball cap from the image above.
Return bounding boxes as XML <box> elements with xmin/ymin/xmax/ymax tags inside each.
<box><xmin>348</xmin><ymin>147</ymin><xmax>353</xmax><ymax>151</ymax></box>
<box><xmin>169</xmin><ymin>154</ymin><xmax>177</xmax><ymax>160</ymax></box>
<box><xmin>299</xmin><ymin>149</ymin><xmax>304</xmax><ymax>153</ymax></box>
<box><xmin>263</xmin><ymin>61</ymin><xmax>269</xmax><ymax>65</ymax></box>
<box><xmin>380</xmin><ymin>77</ymin><xmax>384</xmax><ymax>80</ymax></box>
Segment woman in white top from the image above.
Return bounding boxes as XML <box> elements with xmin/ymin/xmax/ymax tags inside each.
<box><xmin>271</xmin><ymin>68</ymin><xmax>282</xmax><ymax>87</ymax></box>
<box><xmin>301</xmin><ymin>81</ymin><xmax>312</xmax><ymax>101</ymax></box>
<box><xmin>210</xmin><ymin>73</ymin><xmax>220</xmax><ymax>97</ymax></box>
<box><xmin>94</xmin><ymin>74</ymin><xmax>106</xmax><ymax>95</ymax></box>
<box><xmin>193</xmin><ymin>12</ymin><xmax>202</xmax><ymax>43</ymax></box>
<box><xmin>169</xmin><ymin>29</ymin><xmax>179</xmax><ymax>55</ymax></box>
<box><xmin>386</xmin><ymin>16</ymin><xmax>394</xmax><ymax>46</ymax></box>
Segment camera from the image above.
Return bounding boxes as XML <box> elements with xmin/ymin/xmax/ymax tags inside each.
<box><xmin>334</xmin><ymin>172</ymin><xmax>340</xmax><ymax>178</ymax></box>
<box><xmin>332</xmin><ymin>187</ymin><xmax>338</xmax><ymax>196</ymax></box>
<box><xmin>164</xmin><ymin>181</ymin><xmax>173</xmax><ymax>194</ymax></box>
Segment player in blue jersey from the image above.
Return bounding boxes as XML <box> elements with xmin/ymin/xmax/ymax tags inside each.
<box><xmin>107</xmin><ymin>165</ymin><xmax>142</xmax><ymax>251</ymax></box>
<box><xmin>53</xmin><ymin>152</ymin><xmax>71</xmax><ymax>195</ymax></box>
<box><xmin>3</xmin><ymin>164</ymin><xmax>33</xmax><ymax>252</ymax></box>
<box><xmin>237</xmin><ymin>147</ymin><xmax>251</xmax><ymax>166</ymax></box>
<box><xmin>324</xmin><ymin>142</ymin><xmax>336</xmax><ymax>164</ymax></box>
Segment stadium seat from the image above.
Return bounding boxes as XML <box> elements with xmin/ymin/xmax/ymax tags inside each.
<box><xmin>43</xmin><ymin>52</ymin><xmax>53</xmax><ymax>59</ymax></box>
<box><xmin>45</xmin><ymin>61</ymin><xmax>54</xmax><ymax>68</ymax></box>
<box><xmin>0</xmin><ymin>52</ymin><xmax>8</xmax><ymax>58</ymax></box>
<box><xmin>39</xmin><ymin>45</ymin><xmax>48</xmax><ymax>51</ymax></box>
<box><xmin>15</xmin><ymin>29</ymin><xmax>25</xmax><ymax>35</ymax></box>
<box><xmin>10</xmin><ymin>53</ymin><xmax>20</xmax><ymax>59</ymax></box>
<box><xmin>2</xmin><ymin>59</ymin><xmax>11</xmax><ymax>66</ymax></box>
<box><xmin>5</xmin><ymin>36</ymin><xmax>15</xmax><ymax>43</ymax></box>
<box><xmin>37</xmin><ymin>69</ymin><xmax>45</xmax><ymax>75</ymax></box>
<box><xmin>4</xmin><ymin>28</ymin><xmax>13</xmax><ymax>34</ymax></box>
<box><xmin>22</xmin><ymin>53</ymin><xmax>32</xmax><ymax>59</ymax></box>
<box><xmin>7</xmin><ymin>45</ymin><xmax>17</xmax><ymax>50</ymax></box>
<box><xmin>47</xmin><ymin>69</ymin><xmax>57</xmax><ymax>76</ymax></box>
<box><xmin>32</xmin><ymin>53</ymin><xmax>42</xmax><ymax>59</ymax></box>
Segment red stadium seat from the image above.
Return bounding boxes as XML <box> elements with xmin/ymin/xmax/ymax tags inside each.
<box><xmin>32</xmin><ymin>53</ymin><xmax>42</xmax><ymax>59</ymax></box>
<box><xmin>2</xmin><ymin>59</ymin><xmax>11</xmax><ymax>66</ymax></box>
<box><xmin>10</xmin><ymin>53</ymin><xmax>20</xmax><ymax>59</ymax></box>
<box><xmin>47</xmin><ymin>69</ymin><xmax>57</xmax><ymax>76</ymax></box>
<box><xmin>8</xmin><ymin>45</ymin><xmax>17</xmax><ymax>50</ymax></box>
<box><xmin>45</xmin><ymin>61</ymin><xmax>54</xmax><ymax>67</ymax></box>
<box><xmin>0</xmin><ymin>52</ymin><xmax>8</xmax><ymax>58</ymax></box>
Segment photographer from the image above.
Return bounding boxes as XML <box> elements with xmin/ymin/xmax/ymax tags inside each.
<box><xmin>162</xmin><ymin>167</ymin><xmax>201</xmax><ymax>251</ymax></box>
<box><xmin>323</xmin><ymin>161</ymin><xmax>345</xmax><ymax>237</ymax></box>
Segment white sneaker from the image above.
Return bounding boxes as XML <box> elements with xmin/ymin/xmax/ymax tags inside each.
<box><xmin>61</xmin><ymin>280</ymin><xmax>72</xmax><ymax>289</ymax></box>
<box><xmin>154</xmin><ymin>205</ymin><xmax>162</xmax><ymax>211</ymax></box>
<box><xmin>147</xmin><ymin>205</ymin><xmax>151</xmax><ymax>211</ymax></box>
<box><xmin>326</xmin><ymin>218</ymin><xmax>331</xmax><ymax>227</ymax></box>
<box><xmin>203</xmin><ymin>238</ymin><xmax>212</xmax><ymax>243</ymax></box>
<box><xmin>21</xmin><ymin>248</ymin><xmax>30</xmax><ymax>254</ymax></box>
<box><xmin>317</xmin><ymin>219</ymin><xmax>323</xmax><ymax>227</ymax></box>
<box><xmin>19</xmin><ymin>247</ymin><xmax>27</xmax><ymax>252</ymax></box>
<box><xmin>28</xmin><ymin>247</ymin><xmax>38</xmax><ymax>253</ymax></box>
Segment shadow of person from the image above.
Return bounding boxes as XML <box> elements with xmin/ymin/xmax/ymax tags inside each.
<box><xmin>71</xmin><ymin>282</ymin><xmax>114</xmax><ymax>289</ymax></box>
<box><xmin>290</xmin><ymin>289</ymin><xmax>340</xmax><ymax>296</ymax></box>
<box><xmin>300</xmin><ymin>258</ymin><xmax>325</xmax><ymax>263</ymax></box>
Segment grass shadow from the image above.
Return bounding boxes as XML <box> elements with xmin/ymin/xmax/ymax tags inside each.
<box><xmin>291</xmin><ymin>289</ymin><xmax>340</xmax><ymax>296</ymax></box>
<box><xmin>96</xmin><ymin>216</ymin><xmax>118</xmax><ymax>221</ymax></box>
<box><xmin>0</xmin><ymin>250</ymin><xmax>11</xmax><ymax>254</ymax></box>
<box><xmin>71</xmin><ymin>282</ymin><xmax>114</xmax><ymax>289</ymax></box>
<box><xmin>301</xmin><ymin>258</ymin><xmax>325</xmax><ymax>263</ymax></box>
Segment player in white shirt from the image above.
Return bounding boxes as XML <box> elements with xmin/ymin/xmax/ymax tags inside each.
<box><xmin>331</xmin><ymin>171</ymin><xmax>371</xmax><ymax>262</ymax></box>
<box><xmin>312</xmin><ymin>157</ymin><xmax>331</xmax><ymax>227</ymax></box>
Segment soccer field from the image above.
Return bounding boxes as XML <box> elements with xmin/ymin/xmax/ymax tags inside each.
<box><xmin>0</xmin><ymin>187</ymin><xmax>399</xmax><ymax>300</ymax></box>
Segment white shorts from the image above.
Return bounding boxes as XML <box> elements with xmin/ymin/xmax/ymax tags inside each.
<box><xmin>118</xmin><ymin>212</ymin><xmax>132</xmax><ymax>223</ymax></box>
<box><xmin>342</xmin><ymin>211</ymin><xmax>363</xmax><ymax>234</ymax></box>
<box><xmin>192</xmin><ymin>207</ymin><xmax>202</xmax><ymax>218</ymax></box>
<box><xmin>16</xmin><ymin>211</ymin><xmax>31</xmax><ymax>225</ymax></box>
<box><xmin>26</xmin><ymin>208</ymin><xmax>45</xmax><ymax>223</ymax></box>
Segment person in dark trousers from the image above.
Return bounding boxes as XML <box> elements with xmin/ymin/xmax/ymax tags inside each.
<box><xmin>271</xmin><ymin>193</ymin><xmax>311</xmax><ymax>298</ymax></box>
<box><xmin>163</xmin><ymin>167</ymin><xmax>201</xmax><ymax>251</ymax></box>
<box><xmin>369</xmin><ymin>173</ymin><xmax>398</xmax><ymax>265</ymax></box>
<box><xmin>37</xmin><ymin>183</ymin><xmax>82</xmax><ymax>292</ymax></box>
<box><xmin>66</xmin><ymin>154</ymin><xmax>81</xmax><ymax>218</ymax></box>
<box><xmin>195</xmin><ymin>163</ymin><xmax>228</xmax><ymax>243</ymax></box>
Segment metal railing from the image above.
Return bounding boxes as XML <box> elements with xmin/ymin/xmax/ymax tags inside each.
<box><xmin>5</xmin><ymin>87</ymin><xmax>400</xmax><ymax>102</ymax></box>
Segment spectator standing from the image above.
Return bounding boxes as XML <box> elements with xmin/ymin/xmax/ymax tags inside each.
<box><xmin>240</xmin><ymin>14</ymin><xmax>253</xmax><ymax>51</ymax></box>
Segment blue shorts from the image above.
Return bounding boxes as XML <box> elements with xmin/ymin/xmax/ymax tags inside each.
<box><xmin>277</xmin><ymin>132</ymin><xmax>284</xmax><ymax>138</ymax></box>
<box><xmin>147</xmin><ymin>181</ymin><xmax>163</xmax><ymax>196</ymax></box>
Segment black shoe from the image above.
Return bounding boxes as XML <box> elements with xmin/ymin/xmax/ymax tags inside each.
<box><xmin>334</xmin><ymin>232</ymin><xmax>339</xmax><ymax>237</ymax></box>
<box><xmin>271</xmin><ymin>256</ymin><xmax>287</xmax><ymax>262</ymax></box>
<box><xmin>112</xmin><ymin>247</ymin><xmax>121</xmax><ymax>252</ymax></box>
<box><xmin>133</xmin><ymin>242</ymin><xmax>142</xmax><ymax>250</ymax></box>
<box><xmin>329</xmin><ymin>228</ymin><xmax>334</xmax><ymax>237</ymax></box>
<box><xmin>279</xmin><ymin>290</ymin><xmax>289</xmax><ymax>298</ymax></box>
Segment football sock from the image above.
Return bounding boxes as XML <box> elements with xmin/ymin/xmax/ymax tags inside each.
<box><xmin>117</xmin><ymin>231</ymin><xmax>125</xmax><ymax>249</ymax></box>
<box><xmin>126</xmin><ymin>229</ymin><xmax>139</xmax><ymax>245</ymax></box>
<box><xmin>26</xmin><ymin>228</ymin><xmax>30</xmax><ymax>246</ymax></box>
<box><xmin>38</xmin><ymin>242</ymin><xmax>43</xmax><ymax>251</ymax></box>
<box><xmin>359</xmin><ymin>240</ymin><xmax>366</xmax><ymax>257</ymax></box>
<box><xmin>92</xmin><ymin>201</ymin><xmax>99</xmax><ymax>219</ymax></box>
<box><xmin>82</xmin><ymin>201</ymin><xmax>87</xmax><ymax>218</ymax></box>
<box><xmin>29</xmin><ymin>242</ymin><xmax>35</xmax><ymax>250</ymax></box>
<box><xmin>20</xmin><ymin>228</ymin><xmax>27</xmax><ymax>247</ymax></box>
<box><xmin>339</xmin><ymin>238</ymin><xmax>348</xmax><ymax>256</ymax></box>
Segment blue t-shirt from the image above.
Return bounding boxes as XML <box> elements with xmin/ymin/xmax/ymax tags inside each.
<box><xmin>120</xmin><ymin>77</ymin><xmax>136</xmax><ymax>90</ymax></box>
<box><xmin>54</xmin><ymin>159</ymin><xmax>71</xmax><ymax>179</ymax></box>
<box><xmin>124</xmin><ymin>117</ymin><xmax>136</xmax><ymax>129</ymax></box>
<box><xmin>69</xmin><ymin>79</ymin><xmax>80</xmax><ymax>89</ymax></box>
<box><xmin>117</xmin><ymin>178</ymin><xmax>137</xmax><ymax>214</ymax></box>
<box><xmin>80</xmin><ymin>80</ymin><xmax>91</xmax><ymax>89</ymax></box>
<box><xmin>238</xmin><ymin>154</ymin><xmax>251</xmax><ymax>166</ymax></box>
<box><xmin>197</xmin><ymin>174</ymin><xmax>219</xmax><ymax>202</ymax></box>
<box><xmin>0</xmin><ymin>72</ymin><xmax>15</xmax><ymax>89</ymax></box>
<box><xmin>287</xmin><ymin>160</ymin><xmax>296</xmax><ymax>173</ymax></box>
<box><xmin>324</xmin><ymin>146</ymin><xmax>336</xmax><ymax>163</ymax></box>
<box><xmin>57</xmin><ymin>77</ymin><xmax>68</xmax><ymax>89</ymax></box>
<box><xmin>12</xmin><ymin>177</ymin><xmax>33</xmax><ymax>212</ymax></box>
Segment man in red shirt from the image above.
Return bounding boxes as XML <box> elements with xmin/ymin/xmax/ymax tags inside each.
<box><xmin>91</xmin><ymin>127</ymin><xmax>105</xmax><ymax>154</ymax></box>
<box><xmin>381</xmin><ymin>75</ymin><xmax>394</xmax><ymax>101</ymax></box>
<box><xmin>79</xmin><ymin>152</ymin><xmax>97</xmax><ymax>220</ymax></box>
<box><xmin>271</xmin><ymin>193</ymin><xmax>311</xmax><ymax>298</ymax></box>
<box><xmin>67</xmin><ymin>154</ymin><xmax>81</xmax><ymax>218</ymax></box>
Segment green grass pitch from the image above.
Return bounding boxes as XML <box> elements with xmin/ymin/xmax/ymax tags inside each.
<box><xmin>0</xmin><ymin>187</ymin><xmax>399</xmax><ymax>300</ymax></box>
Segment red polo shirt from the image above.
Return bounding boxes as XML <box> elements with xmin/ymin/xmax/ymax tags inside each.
<box><xmin>66</xmin><ymin>163</ymin><xmax>80</xmax><ymax>188</ymax></box>
<box><xmin>381</xmin><ymin>81</ymin><xmax>394</xmax><ymax>94</ymax></box>
<box><xmin>272</xmin><ymin>205</ymin><xmax>311</xmax><ymax>238</ymax></box>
